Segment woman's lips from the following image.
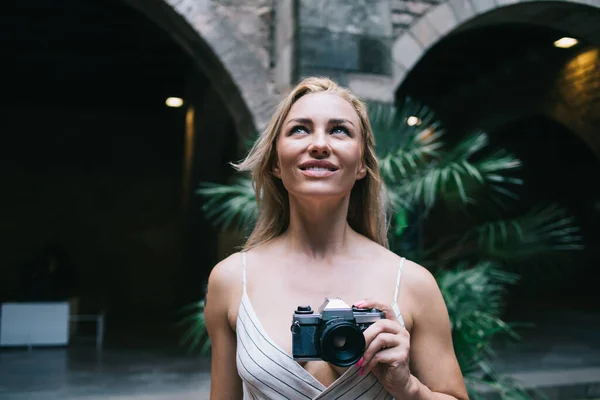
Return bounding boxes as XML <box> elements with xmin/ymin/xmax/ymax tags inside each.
<box><xmin>298</xmin><ymin>160</ymin><xmax>339</xmax><ymax>178</ymax></box>
<box><xmin>299</xmin><ymin>166</ymin><xmax>338</xmax><ymax>178</ymax></box>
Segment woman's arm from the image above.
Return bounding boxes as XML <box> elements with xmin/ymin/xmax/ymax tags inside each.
<box><xmin>358</xmin><ymin>261</ymin><xmax>469</xmax><ymax>400</ymax></box>
<box><xmin>205</xmin><ymin>257</ymin><xmax>243</xmax><ymax>399</ymax></box>
<box><xmin>403</xmin><ymin>264</ymin><xmax>468</xmax><ymax>400</ymax></box>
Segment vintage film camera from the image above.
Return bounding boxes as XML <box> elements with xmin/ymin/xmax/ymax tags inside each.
<box><xmin>291</xmin><ymin>298</ymin><xmax>385</xmax><ymax>367</ymax></box>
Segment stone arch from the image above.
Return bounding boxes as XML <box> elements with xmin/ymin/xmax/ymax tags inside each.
<box><xmin>392</xmin><ymin>0</ymin><xmax>600</xmax><ymax>89</ymax></box>
<box><xmin>122</xmin><ymin>0</ymin><xmax>277</xmax><ymax>137</ymax></box>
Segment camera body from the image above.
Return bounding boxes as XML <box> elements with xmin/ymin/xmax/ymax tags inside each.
<box><xmin>291</xmin><ymin>298</ymin><xmax>384</xmax><ymax>367</ymax></box>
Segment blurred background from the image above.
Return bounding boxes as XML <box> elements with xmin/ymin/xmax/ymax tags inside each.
<box><xmin>0</xmin><ymin>0</ymin><xmax>598</xmax><ymax>399</ymax></box>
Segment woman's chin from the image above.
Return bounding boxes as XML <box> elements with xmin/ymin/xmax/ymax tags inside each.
<box><xmin>287</xmin><ymin>184</ymin><xmax>352</xmax><ymax>200</ymax></box>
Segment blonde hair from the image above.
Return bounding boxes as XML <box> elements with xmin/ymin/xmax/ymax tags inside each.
<box><xmin>235</xmin><ymin>77</ymin><xmax>390</xmax><ymax>249</ymax></box>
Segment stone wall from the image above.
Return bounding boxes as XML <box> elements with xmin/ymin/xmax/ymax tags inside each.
<box><xmin>202</xmin><ymin>0</ymin><xmax>447</xmax><ymax>101</ymax></box>
<box><xmin>293</xmin><ymin>0</ymin><xmax>395</xmax><ymax>102</ymax></box>
<box><xmin>547</xmin><ymin>47</ymin><xmax>600</xmax><ymax>156</ymax></box>
<box><xmin>212</xmin><ymin>0</ymin><xmax>274</xmax><ymax>70</ymax></box>
<box><xmin>390</xmin><ymin>0</ymin><xmax>600</xmax><ymax>90</ymax></box>
<box><xmin>273</xmin><ymin>0</ymin><xmax>294</xmax><ymax>94</ymax></box>
<box><xmin>390</xmin><ymin>0</ymin><xmax>443</xmax><ymax>38</ymax></box>
<box><xmin>171</xmin><ymin>0</ymin><xmax>600</xmax><ymax>153</ymax></box>
<box><xmin>130</xmin><ymin>0</ymin><xmax>278</xmax><ymax>134</ymax></box>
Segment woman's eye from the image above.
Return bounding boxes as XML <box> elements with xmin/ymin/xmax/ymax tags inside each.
<box><xmin>332</xmin><ymin>125</ymin><xmax>350</xmax><ymax>135</ymax></box>
<box><xmin>291</xmin><ymin>125</ymin><xmax>309</xmax><ymax>135</ymax></box>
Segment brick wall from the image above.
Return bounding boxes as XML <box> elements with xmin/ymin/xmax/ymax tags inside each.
<box><xmin>390</xmin><ymin>0</ymin><xmax>440</xmax><ymax>37</ymax></box>
<box><xmin>547</xmin><ymin>47</ymin><xmax>600</xmax><ymax>156</ymax></box>
<box><xmin>399</xmin><ymin>41</ymin><xmax>600</xmax><ymax>158</ymax></box>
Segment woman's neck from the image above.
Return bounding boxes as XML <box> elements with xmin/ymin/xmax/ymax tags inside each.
<box><xmin>281</xmin><ymin>195</ymin><xmax>354</xmax><ymax>260</ymax></box>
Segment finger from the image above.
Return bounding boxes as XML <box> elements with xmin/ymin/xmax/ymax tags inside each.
<box><xmin>361</xmin><ymin>345</ymin><xmax>410</xmax><ymax>377</ymax></box>
<box><xmin>363</xmin><ymin>319</ymin><xmax>404</xmax><ymax>348</ymax></box>
<box><xmin>362</xmin><ymin>332</ymin><xmax>400</xmax><ymax>367</ymax></box>
<box><xmin>353</xmin><ymin>298</ymin><xmax>398</xmax><ymax>322</ymax></box>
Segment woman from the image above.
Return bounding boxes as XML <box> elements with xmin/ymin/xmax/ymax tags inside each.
<box><xmin>205</xmin><ymin>77</ymin><xmax>469</xmax><ymax>399</ymax></box>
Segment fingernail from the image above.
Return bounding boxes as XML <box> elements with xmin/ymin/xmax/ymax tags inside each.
<box><xmin>356</xmin><ymin>357</ymin><xmax>363</xmax><ymax>367</ymax></box>
<box><xmin>354</xmin><ymin>301</ymin><xmax>365</xmax><ymax>307</ymax></box>
<box><xmin>359</xmin><ymin>367</ymin><xmax>364</xmax><ymax>376</ymax></box>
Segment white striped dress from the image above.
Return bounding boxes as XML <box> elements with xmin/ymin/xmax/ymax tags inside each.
<box><xmin>236</xmin><ymin>252</ymin><xmax>406</xmax><ymax>399</ymax></box>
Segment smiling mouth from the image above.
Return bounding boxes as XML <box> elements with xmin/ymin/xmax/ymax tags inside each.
<box><xmin>299</xmin><ymin>166</ymin><xmax>338</xmax><ymax>172</ymax></box>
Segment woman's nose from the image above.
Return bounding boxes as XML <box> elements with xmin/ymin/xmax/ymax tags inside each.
<box><xmin>308</xmin><ymin>131</ymin><xmax>331</xmax><ymax>157</ymax></box>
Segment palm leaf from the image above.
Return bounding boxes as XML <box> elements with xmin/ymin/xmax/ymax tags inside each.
<box><xmin>449</xmin><ymin>204</ymin><xmax>584</xmax><ymax>263</ymax></box>
<box><xmin>370</xmin><ymin>101</ymin><xmax>445</xmax><ymax>184</ymax></box>
<box><xmin>436</xmin><ymin>262</ymin><xmax>521</xmax><ymax>374</ymax></box>
<box><xmin>385</xmin><ymin>131</ymin><xmax>523</xmax><ymax>213</ymax></box>
<box><xmin>176</xmin><ymin>300</ymin><xmax>211</xmax><ymax>356</ymax></box>
<box><xmin>195</xmin><ymin>177</ymin><xmax>257</xmax><ymax>232</ymax></box>
<box><xmin>369</xmin><ymin>99</ymin><xmax>441</xmax><ymax>155</ymax></box>
<box><xmin>371</xmin><ymin>100</ymin><xmax>522</xmax><ymax>213</ymax></box>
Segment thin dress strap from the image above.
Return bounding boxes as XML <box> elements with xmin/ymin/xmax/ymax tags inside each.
<box><xmin>391</xmin><ymin>257</ymin><xmax>406</xmax><ymax>327</ymax></box>
<box><xmin>241</xmin><ymin>251</ymin><xmax>247</xmax><ymax>294</ymax></box>
<box><xmin>392</xmin><ymin>257</ymin><xmax>405</xmax><ymax>304</ymax></box>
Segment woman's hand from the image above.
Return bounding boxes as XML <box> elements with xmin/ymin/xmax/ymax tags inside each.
<box><xmin>354</xmin><ymin>298</ymin><xmax>414</xmax><ymax>396</ymax></box>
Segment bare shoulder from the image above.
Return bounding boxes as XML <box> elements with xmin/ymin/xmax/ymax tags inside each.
<box><xmin>381</xmin><ymin>251</ymin><xmax>442</xmax><ymax>306</ymax></box>
<box><xmin>207</xmin><ymin>251</ymin><xmax>244</xmax><ymax>290</ymax></box>
<box><xmin>360</xmin><ymin>238</ymin><xmax>438</xmax><ymax>288</ymax></box>
<box><xmin>205</xmin><ymin>253</ymin><xmax>245</xmax><ymax>398</ymax></box>
<box><xmin>205</xmin><ymin>252</ymin><xmax>244</xmax><ymax>327</ymax></box>
<box><xmin>360</xmin><ymin>239</ymin><xmax>444</xmax><ymax>328</ymax></box>
<box><xmin>401</xmin><ymin>258</ymin><xmax>439</xmax><ymax>296</ymax></box>
<box><xmin>400</xmin><ymin>258</ymin><xmax>450</xmax><ymax>334</ymax></box>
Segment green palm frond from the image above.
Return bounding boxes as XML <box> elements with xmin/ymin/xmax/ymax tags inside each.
<box><xmin>436</xmin><ymin>262</ymin><xmax>521</xmax><ymax>374</ymax></box>
<box><xmin>372</xmin><ymin>100</ymin><xmax>522</xmax><ymax>212</ymax></box>
<box><xmin>369</xmin><ymin>99</ymin><xmax>441</xmax><ymax>156</ymax></box>
<box><xmin>451</xmin><ymin>204</ymin><xmax>584</xmax><ymax>262</ymax></box>
<box><xmin>176</xmin><ymin>300</ymin><xmax>211</xmax><ymax>356</ymax></box>
<box><xmin>196</xmin><ymin>177</ymin><xmax>257</xmax><ymax>232</ymax></box>
<box><xmin>378</xmin><ymin>129</ymin><xmax>445</xmax><ymax>186</ymax></box>
<box><xmin>370</xmin><ymin>101</ymin><xmax>444</xmax><ymax>184</ymax></box>
<box><xmin>388</xmin><ymin>132</ymin><xmax>522</xmax><ymax>212</ymax></box>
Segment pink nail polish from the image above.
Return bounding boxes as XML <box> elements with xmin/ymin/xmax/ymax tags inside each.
<box><xmin>359</xmin><ymin>368</ymin><xmax>364</xmax><ymax>376</ymax></box>
<box><xmin>356</xmin><ymin>357</ymin><xmax>363</xmax><ymax>367</ymax></box>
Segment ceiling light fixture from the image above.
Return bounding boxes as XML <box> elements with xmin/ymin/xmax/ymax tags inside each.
<box><xmin>406</xmin><ymin>116</ymin><xmax>421</xmax><ymax>126</ymax></box>
<box><xmin>166</xmin><ymin>97</ymin><xmax>184</xmax><ymax>107</ymax></box>
<box><xmin>554</xmin><ymin>37</ymin><xmax>578</xmax><ymax>49</ymax></box>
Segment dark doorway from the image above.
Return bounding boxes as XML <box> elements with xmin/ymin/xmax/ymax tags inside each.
<box><xmin>487</xmin><ymin>116</ymin><xmax>600</xmax><ymax>316</ymax></box>
<box><xmin>397</xmin><ymin>22</ymin><xmax>600</xmax><ymax>320</ymax></box>
<box><xmin>0</xmin><ymin>0</ymin><xmax>235</xmax><ymax>348</ymax></box>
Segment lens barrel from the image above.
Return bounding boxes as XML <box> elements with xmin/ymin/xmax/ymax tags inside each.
<box><xmin>318</xmin><ymin>319</ymin><xmax>366</xmax><ymax>367</ymax></box>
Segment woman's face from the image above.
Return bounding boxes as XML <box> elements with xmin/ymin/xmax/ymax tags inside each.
<box><xmin>274</xmin><ymin>92</ymin><xmax>366</xmax><ymax>200</ymax></box>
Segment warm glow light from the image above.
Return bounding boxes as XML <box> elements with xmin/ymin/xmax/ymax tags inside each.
<box><xmin>166</xmin><ymin>97</ymin><xmax>184</xmax><ymax>107</ymax></box>
<box><xmin>406</xmin><ymin>116</ymin><xmax>421</xmax><ymax>126</ymax></box>
<box><xmin>554</xmin><ymin>37</ymin><xmax>578</xmax><ymax>49</ymax></box>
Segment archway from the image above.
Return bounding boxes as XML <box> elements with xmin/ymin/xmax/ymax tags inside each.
<box><xmin>395</xmin><ymin>1</ymin><xmax>600</xmax><ymax>320</ymax></box>
<box><xmin>124</xmin><ymin>0</ymin><xmax>276</xmax><ymax>139</ymax></box>
<box><xmin>392</xmin><ymin>0</ymin><xmax>600</xmax><ymax>85</ymax></box>
<box><xmin>486</xmin><ymin>116</ymin><xmax>600</xmax><ymax>313</ymax></box>
<box><xmin>0</xmin><ymin>0</ymin><xmax>272</xmax><ymax>348</ymax></box>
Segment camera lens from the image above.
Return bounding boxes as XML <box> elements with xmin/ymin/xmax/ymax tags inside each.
<box><xmin>319</xmin><ymin>320</ymin><xmax>366</xmax><ymax>367</ymax></box>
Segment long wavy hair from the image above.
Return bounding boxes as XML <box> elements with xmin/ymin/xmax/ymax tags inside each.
<box><xmin>235</xmin><ymin>77</ymin><xmax>390</xmax><ymax>249</ymax></box>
